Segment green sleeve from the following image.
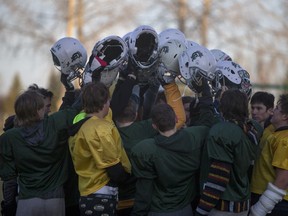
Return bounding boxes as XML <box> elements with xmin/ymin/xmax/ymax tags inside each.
<box><xmin>207</xmin><ymin>123</ymin><xmax>242</xmax><ymax>163</ymax></box>
<box><xmin>130</xmin><ymin>139</ymin><xmax>157</xmax><ymax>215</ymax></box>
<box><xmin>132</xmin><ymin>178</ymin><xmax>153</xmax><ymax>216</ymax></box>
<box><xmin>0</xmin><ymin>132</ymin><xmax>17</xmax><ymax>181</ymax></box>
<box><xmin>49</xmin><ymin>108</ymin><xmax>78</xmax><ymax>130</ymax></box>
<box><xmin>130</xmin><ymin>139</ymin><xmax>157</xmax><ymax>179</ymax></box>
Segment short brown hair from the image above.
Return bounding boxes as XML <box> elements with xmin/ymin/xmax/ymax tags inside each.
<box><xmin>115</xmin><ymin>99</ymin><xmax>138</xmax><ymax>123</ymax></box>
<box><xmin>277</xmin><ymin>94</ymin><xmax>288</xmax><ymax>115</ymax></box>
<box><xmin>14</xmin><ymin>90</ymin><xmax>44</xmax><ymax>126</ymax></box>
<box><xmin>82</xmin><ymin>82</ymin><xmax>110</xmax><ymax>114</ymax></box>
<box><xmin>151</xmin><ymin>103</ymin><xmax>176</xmax><ymax>132</ymax></box>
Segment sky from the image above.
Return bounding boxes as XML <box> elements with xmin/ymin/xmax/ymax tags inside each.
<box><xmin>0</xmin><ymin>50</ymin><xmax>53</xmax><ymax>96</ymax></box>
<box><xmin>0</xmin><ymin>0</ymin><xmax>154</xmax><ymax>96</ymax></box>
<box><xmin>0</xmin><ymin>0</ymin><xmax>287</xmax><ymax>97</ymax></box>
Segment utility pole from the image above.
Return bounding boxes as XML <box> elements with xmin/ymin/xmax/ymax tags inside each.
<box><xmin>177</xmin><ymin>0</ymin><xmax>188</xmax><ymax>34</ymax></box>
<box><xmin>67</xmin><ymin>0</ymin><xmax>75</xmax><ymax>36</ymax></box>
<box><xmin>200</xmin><ymin>0</ymin><xmax>211</xmax><ymax>46</ymax></box>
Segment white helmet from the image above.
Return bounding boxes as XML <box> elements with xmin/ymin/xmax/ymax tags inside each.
<box><xmin>210</xmin><ymin>49</ymin><xmax>232</xmax><ymax>62</ymax></box>
<box><xmin>50</xmin><ymin>37</ymin><xmax>87</xmax><ymax>81</ymax></box>
<box><xmin>122</xmin><ymin>31</ymin><xmax>132</xmax><ymax>45</ymax></box>
<box><xmin>158</xmin><ymin>28</ymin><xmax>187</xmax><ymax>48</ymax></box>
<box><xmin>158</xmin><ymin>39</ymin><xmax>187</xmax><ymax>77</ymax></box>
<box><xmin>212</xmin><ymin>60</ymin><xmax>252</xmax><ymax>98</ymax></box>
<box><xmin>179</xmin><ymin>45</ymin><xmax>216</xmax><ymax>89</ymax></box>
<box><xmin>186</xmin><ymin>40</ymin><xmax>200</xmax><ymax>48</ymax></box>
<box><xmin>91</xmin><ymin>35</ymin><xmax>128</xmax><ymax>87</ymax></box>
<box><xmin>128</xmin><ymin>25</ymin><xmax>159</xmax><ymax>69</ymax></box>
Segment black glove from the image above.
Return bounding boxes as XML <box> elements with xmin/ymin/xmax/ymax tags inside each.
<box><xmin>191</xmin><ymin>78</ymin><xmax>213</xmax><ymax>109</ymax></box>
<box><xmin>118</xmin><ymin>59</ymin><xmax>137</xmax><ymax>81</ymax></box>
<box><xmin>61</xmin><ymin>73</ymin><xmax>74</xmax><ymax>91</ymax></box>
<box><xmin>190</xmin><ymin>78</ymin><xmax>211</xmax><ymax>97</ymax></box>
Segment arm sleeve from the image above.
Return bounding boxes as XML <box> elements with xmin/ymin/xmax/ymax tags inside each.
<box><xmin>272</xmin><ymin>139</ymin><xmax>288</xmax><ymax>170</ymax></box>
<box><xmin>142</xmin><ymin>82</ymin><xmax>160</xmax><ymax>120</ymax></box>
<box><xmin>110</xmin><ymin>77</ymin><xmax>137</xmax><ymax>120</ymax></box>
<box><xmin>196</xmin><ymin>159</ymin><xmax>232</xmax><ymax>215</ymax></box>
<box><xmin>0</xmin><ymin>134</ymin><xmax>17</xmax><ymax>181</ymax></box>
<box><xmin>164</xmin><ymin>82</ymin><xmax>186</xmax><ymax>129</ymax></box>
<box><xmin>59</xmin><ymin>91</ymin><xmax>77</xmax><ymax>110</ymax></box>
<box><xmin>106</xmin><ymin>162</ymin><xmax>130</xmax><ymax>184</ymax></box>
<box><xmin>131</xmin><ymin>178</ymin><xmax>154</xmax><ymax>216</ymax></box>
<box><xmin>189</xmin><ymin>96</ymin><xmax>214</xmax><ymax>127</ymax></box>
<box><xmin>130</xmin><ymin>141</ymin><xmax>157</xmax><ymax>216</ymax></box>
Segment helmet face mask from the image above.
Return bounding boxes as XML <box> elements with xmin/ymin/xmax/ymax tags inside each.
<box><xmin>87</xmin><ymin>35</ymin><xmax>128</xmax><ymax>87</ymax></box>
<box><xmin>50</xmin><ymin>37</ymin><xmax>87</xmax><ymax>81</ymax></box>
<box><xmin>92</xmin><ymin>36</ymin><xmax>128</xmax><ymax>70</ymax></box>
<box><xmin>135</xmin><ymin>33</ymin><xmax>156</xmax><ymax>63</ymax></box>
<box><xmin>100</xmin><ymin>68</ymin><xmax>119</xmax><ymax>87</ymax></box>
<box><xmin>129</xmin><ymin>25</ymin><xmax>159</xmax><ymax>69</ymax></box>
<box><xmin>179</xmin><ymin>45</ymin><xmax>216</xmax><ymax>91</ymax></box>
<box><xmin>212</xmin><ymin>61</ymin><xmax>252</xmax><ymax>98</ymax></box>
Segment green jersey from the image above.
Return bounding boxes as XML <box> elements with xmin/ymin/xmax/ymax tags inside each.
<box><xmin>131</xmin><ymin>126</ymin><xmax>209</xmax><ymax>213</ymax></box>
<box><xmin>200</xmin><ymin>121</ymin><xmax>262</xmax><ymax>201</ymax></box>
<box><xmin>0</xmin><ymin>109</ymin><xmax>77</xmax><ymax>199</ymax></box>
<box><xmin>117</xmin><ymin>119</ymin><xmax>157</xmax><ymax>202</ymax></box>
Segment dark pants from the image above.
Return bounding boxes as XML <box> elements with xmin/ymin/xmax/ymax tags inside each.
<box><xmin>79</xmin><ymin>193</ymin><xmax>118</xmax><ymax>216</ymax></box>
<box><xmin>251</xmin><ymin>192</ymin><xmax>288</xmax><ymax>216</ymax></box>
<box><xmin>148</xmin><ymin>204</ymin><xmax>193</xmax><ymax>216</ymax></box>
<box><xmin>1</xmin><ymin>178</ymin><xmax>18</xmax><ymax>216</ymax></box>
<box><xmin>117</xmin><ymin>208</ymin><xmax>132</xmax><ymax>216</ymax></box>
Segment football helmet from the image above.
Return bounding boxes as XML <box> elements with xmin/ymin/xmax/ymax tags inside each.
<box><xmin>128</xmin><ymin>25</ymin><xmax>159</xmax><ymax>69</ymax></box>
<box><xmin>212</xmin><ymin>60</ymin><xmax>252</xmax><ymax>98</ymax></box>
<box><xmin>178</xmin><ymin>44</ymin><xmax>216</xmax><ymax>90</ymax></box>
<box><xmin>210</xmin><ymin>49</ymin><xmax>232</xmax><ymax>62</ymax></box>
<box><xmin>158</xmin><ymin>39</ymin><xmax>187</xmax><ymax>83</ymax></box>
<box><xmin>84</xmin><ymin>35</ymin><xmax>129</xmax><ymax>87</ymax></box>
<box><xmin>186</xmin><ymin>40</ymin><xmax>200</xmax><ymax>48</ymax></box>
<box><xmin>50</xmin><ymin>37</ymin><xmax>87</xmax><ymax>81</ymax></box>
<box><xmin>158</xmin><ymin>28</ymin><xmax>187</xmax><ymax>48</ymax></box>
<box><xmin>122</xmin><ymin>31</ymin><xmax>131</xmax><ymax>45</ymax></box>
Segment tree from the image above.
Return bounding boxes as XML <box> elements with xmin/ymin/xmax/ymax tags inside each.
<box><xmin>3</xmin><ymin>73</ymin><xmax>24</xmax><ymax>115</ymax></box>
<box><xmin>47</xmin><ymin>71</ymin><xmax>63</xmax><ymax>113</ymax></box>
<box><xmin>1</xmin><ymin>0</ymin><xmax>288</xmax><ymax>96</ymax></box>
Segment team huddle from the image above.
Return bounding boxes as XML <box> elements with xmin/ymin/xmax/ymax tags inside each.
<box><xmin>0</xmin><ymin>25</ymin><xmax>287</xmax><ymax>216</ymax></box>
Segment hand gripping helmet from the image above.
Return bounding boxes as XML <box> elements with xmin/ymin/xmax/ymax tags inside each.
<box><xmin>158</xmin><ymin>39</ymin><xmax>187</xmax><ymax>78</ymax></box>
<box><xmin>128</xmin><ymin>25</ymin><xmax>159</xmax><ymax>69</ymax></box>
<box><xmin>158</xmin><ymin>28</ymin><xmax>187</xmax><ymax>48</ymax></box>
<box><xmin>178</xmin><ymin>44</ymin><xmax>216</xmax><ymax>89</ymax></box>
<box><xmin>89</xmin><ymin>35</ymin><xmax>129</xmax><ymax>87</ymax></box>
<box><xmin>210</xmin><ymin>49</ymin><xmax>232</xmax><ymax>62</ymax></box>
<box><xmin>50</xmin><ymin>37</ymin><xmax>87</xmax><ymax>81</ymax></box>
<box><xmin>212</xmin><ymin>60</ymin><xmax>252</xmax><ymax>98</ymax></box>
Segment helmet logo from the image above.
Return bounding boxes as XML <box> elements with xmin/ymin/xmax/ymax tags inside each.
<box><xmin>161</xmin><ymin>46</ymin><xmax>169</xmax><ymax>54</ymax></box>
<box><xmin>191</xmin><ymin>51</ymin><xmax>203</xmax><ymax>61</ymax></box>
<box><xmin>55</xmin><ymin>43</ymin><xmax>62</xmax><ymax>51</ymax></box>
<box><xmin>71</xmin><ymin>51</ymin><xmax>83</xmax><ymax>62</ymax></box>
<box><xmin>231</xmin><ymin>61</ymin><xmax>239</xmax><ymax>68</ymax></box>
